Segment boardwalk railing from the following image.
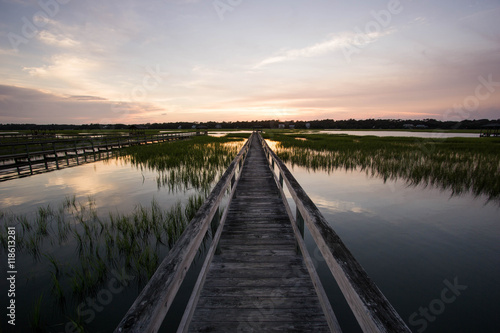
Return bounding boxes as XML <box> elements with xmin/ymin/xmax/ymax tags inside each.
<box><xmin>115</xmin><ymin>133</ymin><xmax>254</xmax><ymax>333</ymax></box>
<box><xmin>259</xmin><ymin>134</ymin><xmax>411</xmax><ymax>332</ymax></box>
<box><xmin>0</xmin><ymin>132</ymin><xmax>198</xmax><ymax>180</ymax></box>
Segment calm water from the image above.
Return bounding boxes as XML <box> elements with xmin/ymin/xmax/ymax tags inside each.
<box><xmin>1</xmin><ymin>137</ymin><xmax>499</xmax><ymax>332</ymax></box>
<box><xmin>282</xmin><ymin>164</ymin><xmax>500</xmax><ymax>332</ymax></box>
<box><xmin>1</xmin><ymin>158</ymin><xmax>198</xmax><ymax>216</ymax></box>
<box><xmin>0</xmin><ymin>156</ymin><xmax>221</xmax><ymax>332</ymax></box>
<box><xmin>208</xmin><ymin>130</ymin><xmax>253</xmax><ymax>137</ymax></box>
<box><xmin>318</xmin><ymin>130</ymin><xmax>479</xmax><ymax>138</ymax></box>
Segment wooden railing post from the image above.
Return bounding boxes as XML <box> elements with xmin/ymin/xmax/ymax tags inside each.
<box><xmin>40</xmin><ymin>142</ymin><xmax>48</xmax><ymax>170</ymax></box>
<box><xmin>211</xmin><ymin>207</ymin><xmax>221</xmax><ymax>255</ymax></box>
<box><xmin>74</xmin><ymin>140</ymin><xmax>79</xmax><ymax>165</ymax></box>
<box><xmin>230</xmin><ymin>167</ymin><xmax>237</xmax><ymax>190</ymax></box>
<box><xmin>91</xmin><ymin>140</ymin><xmax>96</xmax><ymax>161</ymax></box>
<box><xmin>115</xmin><ymin>133</ymin><xmax>253</xmax><ymax>333</ymax></box>
<box><xmin>53</xmin><ymin>142</ymin><xmax>59</xmax><ymax>169</ymax></box>
<box><xmin>259</xmin><ymin>133</ymin><xmax>410</xmax><ymax>333</ymax></box>
<box><xmin>211</xmin><ymin>206</ymin><xmax>220</xmax><ymax>234</ymax></box>
<box><xmin>296</xmin><ymin>206</ymin><xmax>304</xmax><ymax>238</ymax></box>
<box><xmin>25</xmin><ymin>144</ymin><xmax>33</xmax><ymax>175</ymax></box>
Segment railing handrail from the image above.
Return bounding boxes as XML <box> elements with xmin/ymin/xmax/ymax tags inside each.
<box><xmin>0</xmin><ymin>132</ymin><xmax>195</xmax><ymax>149</ymax></box>
<box><xmin>0</xmin><ymin>132</ymin><xmax>196</xmax><ymax>159</ymax></box>
<box><xmin>115</xmin><ymin>133</ymin><xmax>253</xmax><ymax>333</ymax></box>
<box><xmin>259</xmin><ymin>133</ymin><xmax>410</xmax><ymax>333</ymax></box>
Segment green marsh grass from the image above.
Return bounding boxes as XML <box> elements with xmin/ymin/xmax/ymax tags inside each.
<box><xmin>0</xmin><ymin>193</ymin><xmax>206</xmax><ymax>330</ymax></box>
<box><xmin>0</xmin><ymin>133</ymin><xmax>245</xmax><ymax>331</ymax></box>
<box><xmin>263</xmin><ymin>133</ymin><xmax>500</xmax><ymax>202</ymax></box>
<box><xmin>122</xmin><ymin>135</ymin><xmax>245</xmax><ymax>193</ymax></box>
<box><xmin>29</xmin><ymin>293</ymin><xmax>44</xmax><ymax>332</ymax></box>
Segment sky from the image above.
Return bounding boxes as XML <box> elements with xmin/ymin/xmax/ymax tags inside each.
<box><xmin>0</xmin><ymin>0</ymin><xmax>499</xmax><ymax>124</ymax></box>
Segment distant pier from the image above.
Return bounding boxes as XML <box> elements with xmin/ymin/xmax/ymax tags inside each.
<box><xmin>0</xmin><ymin>132</ymin><xmax>199</xmax><ymax>180</ymax></box>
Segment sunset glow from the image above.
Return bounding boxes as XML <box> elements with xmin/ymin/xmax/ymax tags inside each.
<box><xmin>1</xmin><ymin>0</ymin><xmax>499</xmax><ymax>124</ymax></box>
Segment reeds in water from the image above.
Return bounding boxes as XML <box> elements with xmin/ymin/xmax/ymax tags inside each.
<box><xmin>0</xmin><ymin>193</ymin><xmax>206</xmax><ymax>330</ymax></box>
<box><xmin>265</xmin><ymin>133</ymin><xmax>500</xmax><ymax>202</ymax></box>
<box><xmin>0</xmin><ymin>134</ymin><xmax>244</xmax><ymax>331</ymax></box>
<box><xmin>122</xmin><ymin>136</ymin><xmax>244</xmax><ymax>193</ymax></box>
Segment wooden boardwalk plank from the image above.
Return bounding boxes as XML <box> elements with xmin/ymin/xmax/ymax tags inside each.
<box><xmin>189</xmin><ymin>321</ymin><xmax>330</xmax><ymax>333</ymax></box>
<box><xmin>187</xmin><ymin>135</ymin><xmax>330</xmax><ymax>332</ymax></box>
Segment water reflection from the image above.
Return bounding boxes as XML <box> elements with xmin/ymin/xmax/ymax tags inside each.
<box><xmin>275</xmin><ymin>143</ymin><xmax>500</xmax><ymax>204</ymax></box>
<box><xmin>286</xmin><ymin>164</ymin><xmax>500</xmax><ymax>332</ymax></box>
<box><xmin>207</xmin><ymin>130</ymin><xmax>253</xmax><ymax>137</ymax></box>
<box><xmin>0</xmin><ymin>138</ymin><xmax>244</xmax><ymax>332</ymax></box>
<box><xmin>0</xmin><ymin>150</ymin><xmax>121</xmax><ymax>182</ymax></box>
<box><xmin>123</xmin><ymin>140</ymin><xmax>244</xmax><ymax>194</ymax></box>
<box><xmin>318</xmin><ymin>130</ymin><xmax>479</xmax><ymax>138</ymax></box>
<box><xmin>0</xmin><ymin>194</ymin><xmax>204</xmax><ymax>332</ymax></box>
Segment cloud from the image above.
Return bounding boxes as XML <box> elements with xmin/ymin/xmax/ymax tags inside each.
<box><xmin>309</xmin><ymin>194</ymin><xmax>373</xmax><ymax>215</ymax></box>
<box><xmin>37</xmin><ymin>31</ymin><xmax>80</xmax><ymax>48</ymax></box>
<box><xmin>1</xmin><ymin>0</ymin><xmax>33</xmax><ymax>5</ymax></box>
<box><xmin>254</xmin><ymin>29</ymin><xmax>396</xmax><ymax>68</ymax></box>
<box><xmin>0</xmin><ymin>85</ymin><xmax>166</xmax><ymax>124</ymax></box>
<box><xmin>23</xmin><ymin>54</ymin><xmax>99</xmax><ymax>78</ymax></box>
<box><xmin>20</xmin><ymin>54</ymin><xmax>116</xmax><ymax>97</ymax></box>
<box><xmin>0</xmin><ymin>48</ymin><xmax>16</xmax><ymax>55</ymax></box>
<box><xmin>68</xmin><ymin>95</ymin><xmax>107</xmax><ymax>101</ymax></box>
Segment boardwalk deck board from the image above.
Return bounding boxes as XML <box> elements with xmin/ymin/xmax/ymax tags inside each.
<box><xmin>116</xmin><ymin>132</ymin><xmax>410</xmax><ymax>333</ymax></box>
<box><xmin>187</xmin><ymin>135</ymin><xmax>330</xmax><ymax>332</ymax></box>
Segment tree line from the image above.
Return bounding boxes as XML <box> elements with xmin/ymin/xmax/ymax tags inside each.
<box><xmin>0</xmin><ymin>118</ymin><xmax>498</xmax><ymax>131</ymax></box>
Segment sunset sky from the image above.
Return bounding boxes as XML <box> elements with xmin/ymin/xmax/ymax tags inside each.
<box><xmin>1</xmin><ymin>0</ymin><xmax>499</xmax><ymax>124</ymax></box>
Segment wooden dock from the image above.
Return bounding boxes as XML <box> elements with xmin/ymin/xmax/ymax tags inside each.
<box><xmin>116</xmin><ymin>132</ymin><xmax>410</xmax><ymax>333</ymax></box>
<box><xmin>184</xmin><ymin>134</ymin><xmax>333</xmax><ymax>332</ymax></box>
<box><xmin>0</xmin><ymin>132</ymin><xmax>198</xmax><ymax>180</ymax></box>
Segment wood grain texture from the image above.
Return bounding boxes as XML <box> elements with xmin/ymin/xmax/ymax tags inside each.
<box><xmin>115</xmin><ymin>134</ymin><xmax>252</xmax><ymax>333</ymax></box>
<box><xmin>261</xmin><ymin>134</ymin><xmax>411</xmax><ymax>333</ymax></box>
<box><xmin>187</xmin><ymin>135</ymin><xmax>331</xmax><ymax>332</ymax></box>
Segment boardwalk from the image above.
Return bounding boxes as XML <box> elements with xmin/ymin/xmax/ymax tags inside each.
<box><xmin>116</xmin><ymin>132</ymin><xmax>410</xmax><ymax>333</ymax></box>
<box><xmin>188</xmin><ymin>135</ymin><xmax>330</xmax><ymax>332</ymax></box>
<box><xmin>0</xmin><ymin>132</ymin><xmax>197</xmax><ymax>180</ymax></box>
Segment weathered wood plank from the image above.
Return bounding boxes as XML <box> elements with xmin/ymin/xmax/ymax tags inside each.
<box><xmin>197</xmin><ymin>286</ymin><xmax>319</xmax><ymax>298</ymax></box>
<box><xmin>218</xmin><ymin>238</ymin><xmax>296</xmax><ymax>246</ymax></box>
<box><xmin>207</xmin><ymin>261</ymin><xmax>306</xmax><ymax>271</ymax></box>
<box><xmin>220</xmin><ymin>231</ymin><xmax>294</xmax><ymax>238</ymax></box>
<box><xmin>212</xmin><ymin>251</ymin><xmax>298</xmax><ymax>262</ymax></box>
<box><xmin>188</xmin><ymin>321</ymin><xmax>330</xmax><ymax>333</ymax></box>
<box><xmin>222</xmin><ymin>225</ymin><xmax>293</xmax><ymax>232</ymax></box>
<box><xmin>200</xmin><ymin>269</ymin><xmax>307</xmax><ymax>280</ymax></box>
<box><xmin>213</xmin><ymin>248</ymin><xmax>297</xmax><ymax>257</ymax></box>
<box><xmin>202</xmin><ymin>277</ymin><xmax>316</xmax><ymax>288</ymax></box>
<box><xmin>196</xmin><ymin>295</ymin><xmax>323</xmax><ymax>308</ymax></box>
<box><xmin>261</xmin><ymin>134</ymin><xmax>411</xmax><ymax>332</ymax></box>
<box><xmin>191</xmin><ymin>308</ymin><xmax>327</xmax><ymax>322</ymax></box>
<box><xmin>114</xmin><ymin>134</ymin><xmax>253</xmax><ymax>333</ymax></box>
<box><xmin>186</xmin><ymin>135</ymin><xmax>332</xmax><ymax>332</ymax></box>
<box><xmin>268</xmin><ymin>157</ymin><xmax>342</xmax><ymax>333</ymax></box>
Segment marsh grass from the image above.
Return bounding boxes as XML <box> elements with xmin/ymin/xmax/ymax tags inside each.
<box><xmin>0</xmin><ymin>193</ymin><xmax>205</xmax><ymax>330</ymax></box>
<box><xmin>122</xmin><ymin>135</ymin><xmax>244</xmax><ymax>193</ymax></box>
<box><xmin>264</xmin><ymin>133</ymin><xmax>500</xmax><ymax>202</ymax></box>
<box><xmin>0</xmin><ymin>133</ymin><xmax>245</xmax><ymax>331</ymax></box>
<box><xmin>29</xmin><ymin>293</ymin><xmax>44</xmax><ymax>332</ymax></box>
